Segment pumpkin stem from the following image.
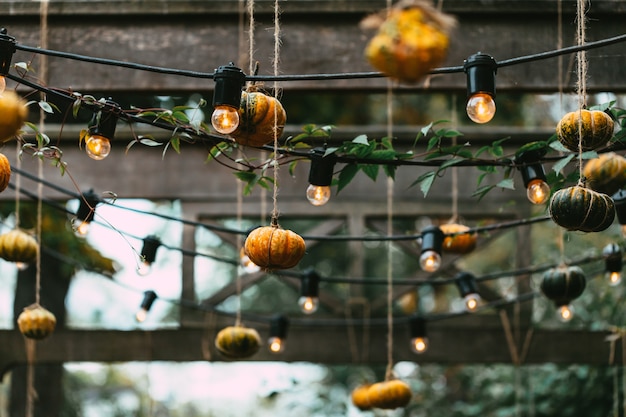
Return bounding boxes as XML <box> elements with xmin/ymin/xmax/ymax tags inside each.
<box><xmin>270</xmin><ymin>216</ymin><xmax>279</xmax><ymax>227</ymax></box>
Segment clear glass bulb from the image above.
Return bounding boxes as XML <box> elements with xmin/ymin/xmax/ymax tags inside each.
<box><xmin>298</xmin><ymin>296</ymin><xmax>319</xmax><ymax>315</ymax></box>
<box><xmin>85</xmin><ymin>134</ymin><xmax>112</xmax><ymax>160</ymax></box>
<box><xmin>608</xmin><ymin>271</ymin><xmax>622</xmax><ymax>286</ymax></box>
<box><xmin>135</xmin><ymin>308</ymin><xmax>148</xmax><ymax>323</ymax></box>
<box><xmin>137</xmin><ymin>261</ymin><xmax>152</xmax><ymax>276</ymax></box>
<box><xmin>466</xmin><ymin>93</ymin><xmax>496</xmax><ymax>124</ymax></box>
<box><xmin>410</xmin><ymin>337</ymin><xmax>428</xmax><ymax>354</ymax></box>
<box><xmin>464</xmin><ymin>293</ymin><xmax>481</xmax><ymax>312</ymax></box>
<box><xmin>306</xmin><ymin>184</ymin><xmax>331</xmax><ymax>206</ymax></box>
<box><xmin>0</xmin><ymin>76</ymin><xmax>5</xmax><ymax>95</ymax></box>
<box><xmin>526</xmin><ymin>179</ymin><xmax>550</xmax><ymax>205</ymax></box>
<box><xmin>419</xmin><ymin>250</ymin><xmax>441</xmax><ymax>272</ymax></box>
<box><xmin>268</xmin><ymin>336</ymin><xmax>285</xmax><ymax>353</ymax></box>
<box><xmin>557</xmin><ymin>304</ymin><xmax>574</xmax><ymax>322</ymax></box>
<box><xmin>240</xmin><ymin>253</ymin><xmax>261</xmax><ymax>274</ymax></box>
<box><xmin>73</xmin><ymin>219</ymin><xmax>90</xmax><ymax>236</ymax></box>
<box><xmin>211</xmin><ymin>105</ymin><xmax>240</xmax><ymax>134</ymax></box>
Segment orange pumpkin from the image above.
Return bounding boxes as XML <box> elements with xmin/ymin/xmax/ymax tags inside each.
<box><xmin>556</xmin><ymin>109</ymin><xmax>614</xmax><ymax>152</ymax></box>
<box><xmin>17</xmin><ymin>303</ymin><xmax>57</xmax><ymax>340</ymax></box>
<box><xmin>232</xmin><ymin>91</ymin><xmax>287</xmax><ymax>147</ymax></box>
<box><xmin>215</xmin><ymin>325</ymin><xmax>261</xmax><ymax>359</ymax></box>
<box><xmin>582</xmin><ymin>152</ymin><xmax>626</xmax><ymax>195</ymax></box>
<box><xmin>364</xmin><ymin>0</ymin><xmax>455</xmax><ymax>83</ymax></box>
<box><xmin>0</xmin><ymin>91</ymin><xmax>28</xmax><ymax>143</ymax></box>
<box><xmin>0</xmin><ymin>229</ymin><xmax>38</xmax><ymax>263</ymax></box>
<box><xmin>0</xmin><ymin>152</ymin><xmax>11</xmax><ymax>193</ymax></box>
<box><xmin>244</xmin><ymin>224</ymin><xmax>306</xmax><ymax>270</ymax></box>
<box><xmin>351</xmin><ymin>384</ymin><xmax>372</xmax><ymax>411</ymax></box>
<box><xmin>440</xmin><ymin>223</ymin><xmax>477</xmax><ymax>254</ymax></box>
<box><xmin>367</xmin><ymin>379</ymin><xmax>412</xmax><ymax>409</ymax></box>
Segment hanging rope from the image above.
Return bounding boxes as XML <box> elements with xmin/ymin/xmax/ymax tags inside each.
<box><xmin>576</xmin><ymin>0</ymin><xmax>588</xmax><ymax>184</ymax></box>
<box><xmin>269</xmin><ymin>0</ymin><xmax>282</xmax><ymax>225</ymax></box>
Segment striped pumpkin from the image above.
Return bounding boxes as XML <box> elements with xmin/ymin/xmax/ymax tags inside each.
<box><xmin>244</xmin><ymin>225</ymin><xmax>306</xmax><ymax>270</ymax></box>
<box><xmin>582</xmin><ymin>152</ymin><xmax>626</xmax><ymax>195</ymax></box>
<box><xmin>0</xmin><ymin>91</ymin><xmax>28</xmax><ymax>143</ymax></box>
<box><xmin>17</xmin><ymin>304</ymin><xmax>57</xmax><ymax>340</ymax></box>
<box><xmin>215</xmin><ymin>325</ymin><xmax>261</xmax><ymax>359</ymax></box>
<box><xmin>556</xmin><ymin>109</ymin><xmax>614</xmax><ymax>152</ymax></box>
<box><xmin>367</xmin><ymin>379</ymin><xmax>412</xmax><ymax>410</ymax></box>
<box><xmin>548</xmin><ymin>185</ymin><xmax>615</xmax><ymax>232</ymax></box>
<box><xmin>440</xmin><ymin>223</ymin><xmax>477</xmax><ymax>254</ymax></box>
<box><xmin>540</xmin><ymin>265</ymin><xmax>586</xmax><ymax>306</ymax></box>
<box><xmin>232</xmin><ymin>91</ymin><xmax>287</xmax><ymax>147</ymax></box>
<box><xmin>351</xmin><ymin>384</ymin><xmax>372</xmax><ymax>411</ymax></box>
<box><xmin>0</xmin><ymin>152</ymin><xmax>10</xmax><ymax>193</ymax></box>
<box><xmin>0</xmin><ymin>229</ymin><xmax>38</xmax><ymax>263</ymax></box>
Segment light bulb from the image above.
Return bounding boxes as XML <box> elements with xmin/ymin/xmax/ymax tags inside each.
<box><xmin>135</xmin><ymin>308</ymin><xmax>148</xmax><ymax>323</ymax></box>
<box><xmin>464</xmin><ymin>293</ymin><xmax>480</xmax><ymax>312</ymax></box>
<box><xmin>240</xmin><ymin>252</ymin><xmax>261</xmax><ymax>274</ymax></box>
<box><xmin>73</xmin><ymin>219</ymin><xmax>90</xmax><ymax>236</ymax></box>
<box><xmin>15</xmin><ymin>261</ymin><xmax>28</xmax><ymax>271</ymax></box>
<box><xmin>137</xmin><ymin>261</ymin><xmax>152</xmax><ymax>276</ymax></box>
<box><xmin>622</xmin><ymin>225</ymin><xmax>626</xmax><ymax>239</ymax></box>
<box><xmin>306</xmin><ymin>184</ymin><xmax>331</xmax><ymax>206</ymax></box>
<box><xmin>526</xmin><ymin>178</ymin><xmax>550</xmax><ymax>205</ymax></box>
<box><xmin>268</xmin><ymin>336</ymin><xmax>285</xmax><ymax>353</ymax></box>
<box><xmin>419</xmin><ymin>250</ymin><xmax>441</xmax><ymax>272</ymax></box>
<box><xmin>0</xmin><ymin>76</ymin><xmax>5</xmax><ymax>95</ymax></box>
<box><xmin>410</xmin><ymin>337</ymin><xmax>428</xmax><ymax>354</ymax></box>
<box><xmin>466</xmin><ymin>93</ymin><xmax>496</xmax><ymax>124</ymax></box>
<box><xmin>211</xmin><ymin>105</ymin><xmax>240</xmax><ymax>134</ymax></box>
<box><xmin>608</xmin><ymin>271</ymin><xmax>622</xmax><ymax>286</ymax></box>
<box><xmin>85</xmin><ymin>134</ymin><xmax>111</xmax><ymax>160</ymax></box>
<box><xmin>298</xmin><ymin>296</ymin><xmax>319</xmax><ymax>314</ymax></box>
<box><xmin>557</xmin><ymin>304</ymin><xmax>574</xmax><ymax>322</ymax></box>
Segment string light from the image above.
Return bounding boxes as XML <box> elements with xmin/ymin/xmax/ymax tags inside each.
<box><xmin>557</xmin><ymin>304</ymin><xmax>574</xmax><ymax>322</ymax></box>
<box><xmin>240</xmin><ymin>248</ymin><xmax>261</xmax><ymax>273</ymax></box>
<box><xmin>72</xmin><ymin>189</ymin><xmax>100</xmax><ymax>236</ymax></box>
<box><xmin>419</xmin><ymin>226</ymin><xmax>444</xmax><ymax>272</ymax></box>
<box><xmin>603</xmin><ymin>243</ymin><xmax>622</xmax><ymax>286</ymax></box>
<box><xmin>409</xmin><ymin>315</ymin><xmax>428</xmax><ymax>354</ymax></box>
<box><xmin>463</xmin><ymin>53</ymin><xmax>497</xmax><ymax>124</ymax></box>
<box><xmin>137</xmin><ymin>235</ymin><xmax>161</xmax><ymax>276</ymax></box>
<box><xmin>456</xmin><ymin>272</ymin><xmax>481</xmax><ymax>312</ymax></box>
<box><xmin>298</xmin><ymin>269</ymin><xmax>320</xmax><ymax>315</ymax></box>
<box><xmin>84</xmin><ymin>100</ymin><xmax>119</xmax><ymax>160</ymax></box>
<box><xmin>306</xmin><ymin>149</ymin><xmax>337</xmax><ymax>206</ymax></box>
<box><xmin>0</xmin><ymin>28</ymin><xmax>16</xmax><ymax>95</ymax></box>
<box><xmin>267</xmin><ymin>314</ymin><xmax>289</xmax><ymax>353</ymax></box>
<box><xmin>516</xmin><ymin>149</ymin><xmax>550</xmax><ymax>205</ymax></box>
<box><xmin>135</xmin><ymin>290</ymin><xmax>157</xmax><ymax>322</ymax></box>
<box><xmin>211</xmin><ymin>63</ymin><xmax>245</xmax><ymax>134</ymax></box>
<box><xmin>612</xmin><ymin>190</ymin><xmax>626</xmax><ymax>238</ymax></box>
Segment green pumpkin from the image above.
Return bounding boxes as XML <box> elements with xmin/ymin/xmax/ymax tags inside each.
<box><xmin>540</xmin><ymin>265</ymin><xmax>586</xmax><ymax>306</ymax></box>
<box><xmin>215</xmin><ymin>325</ymin><xmax>261</xmax><ymax>359</ymax></box>
<box><xmin>548</xmin><ymin>185</ymin><xmax>615</xmax><ymax>232</ymax></box>
<box><xmin>556</xmin><ymin>109</ymin><xmax>614</xmax><ymax>152</ymax></box>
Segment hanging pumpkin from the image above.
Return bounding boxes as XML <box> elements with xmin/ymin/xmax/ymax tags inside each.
<box><xmin>244</xmin><ymin>224</ymin><xmax>306</xmax><ymax>270</ymax></box>
<box><xmin>440</xmin><ymin>223</ymin><xmax>477</xmax><ymax>254</ymax></box>
<box><xmin>0</xmin><ymin>91</ymin><xmax>28</xmax><ymax>143</ymax></box>
<box><xmin>363</xmin><ymin>0</ymin><xmax>456</xmax><ymax>83</ymax></box>
<box><xmin>214</xmin><ymin>325</ymin><xmax>261</xmax><ymax>359</ymax></box>
<box><xmin>548</xmin><ymin>185</ymin><xmax>615</xmax><ymax>232</ymax></box>
<box><xmin>351</xmin><ymin>384</ymin><xmax>372</xmax><ymax>411</ymax></box>
<box><xmin>232</xmin><ymin>90</ymin><xmax>287</xmax><ymax>147</ymax></box>
<box><xmin>556</xmin><ymin>109</ymin><xmax>614</xmax><ymax>152</ymax></box>
<box><xmin>582</xmin><ymin>152</ymin><xmax>626</xmax><ymax>195</ymax></box>
<box><xmin>0</xmin><ymin>152</ymin><xmax>11</xmax><ymax>193</ymax></box>
<box><xmin>0</xmin><ymin>229</ymin><xmax>38</xmax><ymax>263</ymax></box>
<box><xmin>540</xmin><ymin>265</ymin><xmax>586</xmax><ymax>307</ymax></box>
<box><xmin>17</xmin><ymin>303</ymin><xmax>57</xmax><ymax>340</ymax></box>
<box><xmin>367</xmin><ymin>379</ymin><xmax>412</xmax><ymax>410</ymax></box>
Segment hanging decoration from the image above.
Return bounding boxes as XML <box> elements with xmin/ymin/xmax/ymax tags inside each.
<box><xmin>556</xmin><ymin>109</ymin><xmax>614</xmax><ymax>152</ymax></box>
<box><xmin>0</xmin><ymin>151</ymin><xmax>11</xmax><ymax>193</ymax></box>
<box><xmin>540</xmin><ymin>264</ymin><xmax>586</xmax><ymax>322</ymax></box>
<box><xmin>0</xmin><ymin>90</ymin><xmax>27</xmax><ymax>142</ymax></box>
<box><xmin>549</xmin><ymin>184</ymin><xmax>615</xmax><ymax>232</ymax></box>
<box><xmin>232</xmin><ymin>88</ymin><xmax>287</xmax><ymax>147</ymax></box>
<box><xmin>0</xmin><ymin>228</ymin><xmax>38</xmax><ymax>263</ymax></box>
<box><xmin>243</xmin><ymin>224</ymin><xmax>306</xmax><ymax>270</ymax></box>
<box><xmin>582</xmin><ymin>152</ymin><xmax>626</xmax><ymax>196</ymax></box>
<box><xmin>214</xmin><ymin>324</ymin><xmax>262</xmax><ymax>359</ymax></box>
<box><xmin>362</xmin><ymin>0</ymin><xmax>456</xmax><ymax>83</ymax></box>
<box><xmin>440</xmin><ymin>222</ymin><xmax>477</xmax><ymax>254</ymax></box>
<box><xmin>17</xmin><ymin>304</ymin><xmax>57</xmax><ymax>339</ymax></box>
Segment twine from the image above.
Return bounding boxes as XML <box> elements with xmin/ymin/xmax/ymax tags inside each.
<box><xmin>269</xmin><ymin>0</ymin><xmax>281</xmax><ymax>225</ymax></box>
<box><xmin>575</xmin><ymin>0</ymin><xmax>588</xmax><ymax>182</ymax></box>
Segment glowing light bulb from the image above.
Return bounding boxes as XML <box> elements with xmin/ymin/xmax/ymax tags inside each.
<box><xmin>15</xmin><ymin>261</ymin><xmax>28</xmax><ymax>270</ymax></box>
<box><xmin>419</xmin><ymin>250</ymin><xmax>441</xmax><ymax>272</ymax></box>
<box><xmin>135</xmin><ymin>308</ymin><xmax>148</xmax><ymax>323</ymax></box>
<box><xmin>268</xmin><ymin>336</ymin><xmax>285</xmax><ymax>353</ymax></box>
<box><xmin>211</xmin><ymin>105</ymin><xmax>240</xmax><ymax>134</ymax></box>
<box><xmin>240</xmin><ymin>253</ymin><xmax>261</xmax><ymax>274</ymax></box>
<box><xmin>410</xmin><ymin>337</ymin><xmax>428</xmax><ymax>354</ymax></box>
<box><xmin>608</xmin><ymin>271</ymin><xmax>622</xmax><ymax>286</ymax></box>
<box><xmin>85</xmin><ymin>134</ymin><xmax>111</xmax><ymax>160</ymax></box>
<box><xmin>0</xmin><ymin>76</ymin><xmax>5</xmax><ymax>95</ymax></box>
<box><xmin>137</xmin><ymin>261</ymin><xmax>152</xmax><ymax>276</ymax></box>
<box><xmin>73</xmin><ymin>219</ymin><xmax>90</xmax><ymax>236</ymax></box>
<box><xmin>557</xmin><ymin>304</ymin><xmax>574</xmax><ymax>322</ymax></box>
<box><xmin>466</xmin><ymin>93</ymin><xmax>496</xmax><ymax>124</ymax></box>
<box><xmin>298</xmin><ymin>296</ymin><xmax>319</xmax><ymax>314</ymax></box>
<box><xmin>464</xmin><ymin>294</ymin><xmax>480</xmax><ymax>312</ymax></box>
<box><xmin>306</xmin><ymin>184</ymin><xmax>331</xmax><ymax>206</ymax></box>
<box><xmin>526</xmin><ymin>178</ymin><xmax>550</xmax><ymax>205</ymax></box>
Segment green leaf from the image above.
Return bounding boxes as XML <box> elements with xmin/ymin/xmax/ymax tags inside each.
<box><xmin>234</xmin><ymin>171</ymin><xmax>258</xmax><ymax>183</ymax></box>
<box><xmin>139</xmin><ymin>137</ymin><xmax>163</xmax><ymax>147</ymax></box>
<box><xmin>515</xmin><ymin>141</ymin><xmax>547</xmax><ymax>157</ymax></box>
<box><xmin>580</xmin><ymin>150</ymin><xmax>598</xmax><ymax>160</ymax></box>
<box><xmin>323</xmin><ymin>147</ymin><xmax>339</xmax><ymax>157</ymax></box>
<box><xmin>169</xmin><ymin>136</ymin><xmax>181</xmax><ymax>154</ymax></box>
<box><xmin>370</xmin><ymin>149</ymin><xmax>397</xmax><ymax>160</ymax></box>
<box><xmin>417</xmin><ymin>121</ymin><xmax>434</xmax><ymax>140</ymax></box>
<box><xmin>427</xmin><ymin>136</ymin><xmax>440</xmax><ymax>151</ymax></box>
<box><xmin>439</xmin><ymin>158</ymin><xmax>464</xmax><ymax>170</ymax></box>
<box><xmin>382</xmin><ymin>164</ymin><xmax>396</xmax><ymax>180</ymax></box>
<box><xmin>288</xmin><ymin>160</ymin><xmax>299</xmax><ymax>177</ymax></box>
<box><xmin>472</xmin><ymin>184</ymin><xmax>496</xmax><ymax>200</ymax></box>
<box><xmin>496</xmin><ymin>178</ymin><xmax>515</xmax><ymax>190</ymax></box>
<box><xmin>352</xmin><ymin>134</ymin><xmax>369</xmax><ymax>145</ymax></box>
<box><xmin>442</xmin><ymin>129</ymin><xmax>463</xmax><ymax>138</ymax></box>
<box><xmin>38</xmin><ymin>101</ymin><xmax>54</xmax><ymax>114</ymax></box>
<box><xmin>360</xmin><ymin>164</ymin><xmax>379</xmax><ymax>181</ymax></box>
<box><xmin>552</xmin><ymin>154</ymin><xmax>575</xmax><ymax>175</ymax></box>
<box><xmin>336</xmin><ymin>163</ymin><xmax>359</xmax><ymax>194</ymax></box>
<box><xmin>549</xmin><ymin>141</ymin><xmax>570</xmax><ymax>153</ymax></box>
<box><xmin>419</xmin><ymin>171</ymin><xmax>436</xmax><ymax>197</ymax></box>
